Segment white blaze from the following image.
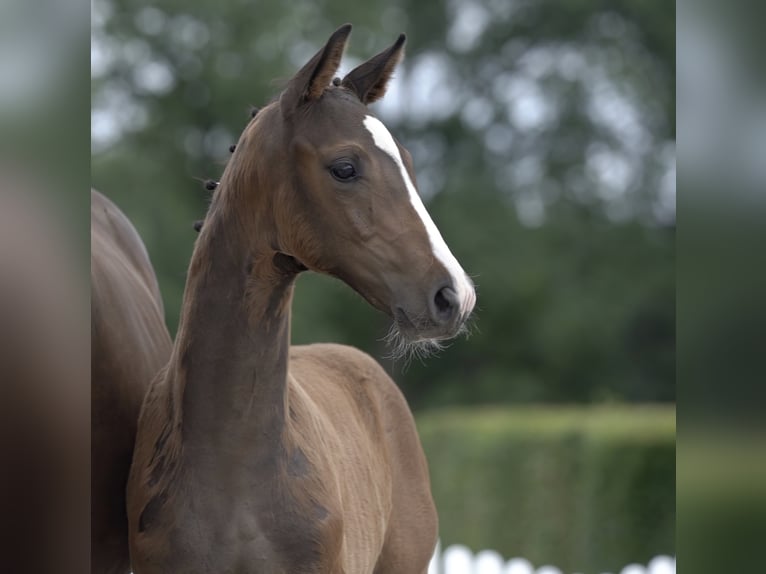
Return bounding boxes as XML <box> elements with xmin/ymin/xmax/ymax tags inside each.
<box><xmin>363</xmin><ymin>115</ymin><xmax>476</xmax><ymax>317</ymax></box>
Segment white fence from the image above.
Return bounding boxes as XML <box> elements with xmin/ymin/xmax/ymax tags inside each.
<box><xmin>427</xmin><ymin>542</ymin><xmax>676</xmax><ymax>574</ymax></box>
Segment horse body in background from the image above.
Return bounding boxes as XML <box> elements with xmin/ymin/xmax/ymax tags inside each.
<box><xmin>91</xmin><ymin>190</ymin><xmax>172</xmax><ymax>573</ymax></box>
<box><xmin>127</xmin><ymin>25</ymin><xmax>475</xmax><ymax>573</ymax></box>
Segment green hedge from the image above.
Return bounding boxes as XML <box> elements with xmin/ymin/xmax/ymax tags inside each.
<box><xmin>416</xmin><ymin>405</ymin><xmax>675</xmax><ymax>573</ymax></box>
<box><xmin>677</xmin><ymin>436</ymin><xmax>766</xmax><ymax>574</ymax></box>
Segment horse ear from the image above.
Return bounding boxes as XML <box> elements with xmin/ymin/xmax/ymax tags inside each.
<box><xmin>281</xmin><ymin>24</ymin><xmax>352</xmax><ymax>114</ymax></box>
<box><xmin>341</xmin><ymin>33</ymin><xmax>406</xmax><ymax>105</ymax></box>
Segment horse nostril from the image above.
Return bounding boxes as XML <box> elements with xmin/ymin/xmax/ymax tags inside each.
<box><xmin>433</xmin><ymin>285</ymin><xmax>459</xmax><ymax>322</ymax></box>
<box><xmin>434</xmin><ymin>289</ymin><xmax>450</xmax><ymax>313</ymax></box>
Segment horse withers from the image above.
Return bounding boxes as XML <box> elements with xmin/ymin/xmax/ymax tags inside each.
<box><xmin>92</xmin><ymin>190</ymin><xmax>172</xmax><ymax>573</ymax></box>
<box><xmin>127</xmin><ymin>25</ymin><xmax>475</xmax><ymax>574</ymax></box>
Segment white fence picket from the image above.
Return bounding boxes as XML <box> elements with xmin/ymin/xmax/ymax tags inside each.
<box><xmin>647</xmin><ymin>556</ymin><xmax>675</xmax><ymax>574</ymax></box>
<box><xmin>505</xmin><ymin>558</ymin><xmax>535</xmax><ymax>574</ymax></box>
<box><xmin>444</xmin><ymin>544</ymin><xmax>474</xmax><ymax>573</ymax></box>
<box><xmin>475</xmin><ymin>549</ymin><xmax>505</xmax><ymax>573</ymax></box>
<box><xmin>429</xmin><ymin>542</ymin><xmax>676</xmax><ymax>574</ymax></box>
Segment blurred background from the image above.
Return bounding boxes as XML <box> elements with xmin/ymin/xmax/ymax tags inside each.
<box><xmin>1</xmin><ymin>0</ymin><xmax>89</xmax><ymax>572</ymax></box>
<box><xmin>91</xmin><ymin>1</ymin><xmax>675</xmax><ymax>572</ymax></box>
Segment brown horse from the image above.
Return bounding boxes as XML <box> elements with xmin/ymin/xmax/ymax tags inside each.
<box><xmin>127</xmin><ymin>25</ymin><xmax>475</xmax><ymax>573</ymax></box>
<box><xmin>92</xmin><ymin>190</ymin><xmax>172</xmax><ymax>573</ymax></box>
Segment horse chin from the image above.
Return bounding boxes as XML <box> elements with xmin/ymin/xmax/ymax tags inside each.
<box><xmin>383</xmin><ymin>308</ymin><xmax>469</xmax><ymax>363</ymax></box>
<box><xmin>383</xmin><ymin>322</ymin><xmax>444</xmax><ymax>363</ymax></box>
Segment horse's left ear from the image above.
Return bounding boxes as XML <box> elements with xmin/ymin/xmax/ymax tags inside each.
<box><xmin>281</xmin><ymin>24</ymin><xmax>352</xmax><ymax>115</ymax></box>
<box><xmin>341</xmin><ymin>33</ymin><xmax>406</xmax><ymax>105</ymax></box>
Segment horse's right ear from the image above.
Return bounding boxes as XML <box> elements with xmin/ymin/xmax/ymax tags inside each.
<box><xmin>280</xmin><ymin>24</ymin><xmax>352</xmax><ymax>116</ymax></box>
<box><xmin>341</xmin><ymin>33</ymin><xmax>405</xmax><ymax>105</ymax></box>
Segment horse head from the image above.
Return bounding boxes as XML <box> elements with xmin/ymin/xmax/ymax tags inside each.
<box><xmin>222</xmin><ymin>24</ymin><xmax>476</xmax><ymax>356</ymax></box>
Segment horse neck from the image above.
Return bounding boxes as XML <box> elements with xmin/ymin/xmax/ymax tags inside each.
<box><xmin>170</xmin><ymin>170</ymin><xmax>295</xmax><ymax>462</ymax></box>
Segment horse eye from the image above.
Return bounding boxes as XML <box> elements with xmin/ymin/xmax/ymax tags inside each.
<box><xmin>330</xmin><ymin>162</ymin><xmax>357</xmax><ymax>182</ymax></box>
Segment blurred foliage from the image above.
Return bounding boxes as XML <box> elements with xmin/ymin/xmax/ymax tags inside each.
<box><xmin>91</xmin><ymin>0</ymin><xmax>674</xmax><ymax>408</ymax></box>
<box><xmin>417</xmin><ymin>405</ymin><xmax>675</xmax><ymax>572</ymax></box>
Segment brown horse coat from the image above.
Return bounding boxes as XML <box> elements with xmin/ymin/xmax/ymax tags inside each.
<box><xmin>91</xmin><ymin>190</ymin><xmax>172</xmax><ymax>573</ymax></box>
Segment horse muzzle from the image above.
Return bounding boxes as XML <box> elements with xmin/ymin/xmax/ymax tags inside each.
<box><xmin>394</xmin><ymin>275</ymin><xmax>476</xmax><ymax>341</ymax></box>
